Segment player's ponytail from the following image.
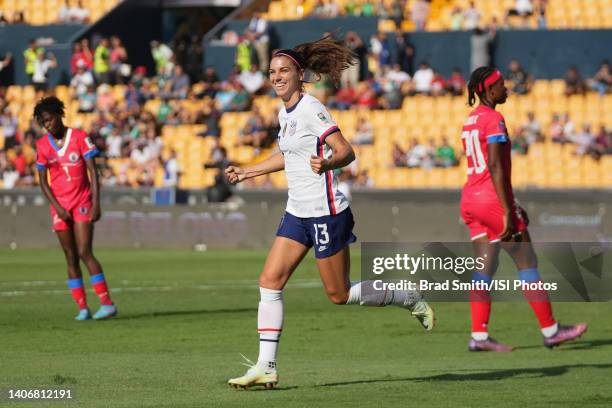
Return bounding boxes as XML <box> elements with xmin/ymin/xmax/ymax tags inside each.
<box><xmin>467</xmin><ymin>66</ymin><xmax>496</xmax><ymax>107</ymax></box>
<box><xmin>275</xmin><ymin>35</ymin><xmax>356</xmax><ymax>87</ymax></box>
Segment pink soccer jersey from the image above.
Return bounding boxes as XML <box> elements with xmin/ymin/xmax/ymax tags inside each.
<box><xmin>460</xmin><ymin>104</ymin><xmax>514</xmax><ymax>204</ymax></box>
<box><xmin>35</xmin><ymin>128</ymin><xmax>98</xmax><ymax>209</ymax></box>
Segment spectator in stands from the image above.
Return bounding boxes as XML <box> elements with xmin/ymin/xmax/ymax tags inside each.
<box><xmin>195</xmin><ymin>99</ymin><xmax>222</xmax><ymax>137</ymax></box>
<box><xmin>463</xmin><ymin>1</ymin><xmax>481</xmax><ymax>30</ymax></box>
<box><xmin>594</xmin><ymin>125</ymin><xmax>612</xmax><ymax>156</ymax></box>
<box><xmin>523</xmin><ymin>112</ymin><xmax>543</xmax><ymax>143</ymax></box>
<box><xmin>390</xmin><ymin>0</ymin><xmax>405</xmax><ymax>29</ymax></box>
<box><xmin>435</xmin><ymin>138</ymin><xmax>458</xmax><ymax>167</ymax></box>
<box><xmin>450</xmin><ymin>7</ymin><xmax>463</xmax><ymax>30</ymax></box>
<box><xmin>23</xmin><ymin>39</ymin><xmax>43</xmax><ymax>84</ymax></box>
<box><xmin>470</xmin><ymin>25</ymin><xmax>495</xmax><ymax>73</ymax></box>
<box><xmin>370</xmin><ymin>32</ymin><xmax>391</xmax><ymax>69</ymax></box>
<box><xmin>507</xmin><ymin>0</ymin><xmax>534</xmax><ymax>17</ymax></box>
<box><xmin>110</xmin><ymin>36</ymin><xmax>129</xmax><ymax>84</ymax></box>
<box><xmin>196</xmin><ymin>67</ymin><xmax>220</xmax><ymax>99</ymax></box>
<box><xmin>0</xmin><ymin>53</ymin><xmax>12</xmax><ymax>74</ymax></box>
<box><xmin>164</xmin><ymin>65</ymin><xmax>190</xmax><ymax>99</ymax></box>
<box><xmin>70</xmin><ymin>59</ymin><xmax>94</xmax><ymax>97</ymax></box>
<box><xmin>413</xmin><ymin>62</ymin><xmax>434</xmax><ymax>94</ymax></box>
<box><xmin>72</xmin><ymin>0</ymin><xmax>90</xmax><ymax>24</ymax></box>
<box><xmin>106</xmin><ymin>127</ymin><xmax>123</xmax><ymax>158</ymax></box>
<box><xmin>392</xmin><ymin>142</ymin><xmax>406</xmax><ymax>167</ymax></box>
<box><xmin>162</xmin><ymin>149</ymin><xmax>181</xmax><ymax>187</ymax></box>
<box><xmin>76</xmin><ymin>38</ymin><xmax>94</xmax><ymax>72</ymax></box>
<box><xmin>229</xmin><ymin>82</ymin><xmax>251</xmax><ymax>112</ymax></box>
<box><xmin>96</xmin><ymin>84</ymin><xmax>115</xmax><ymax>112</ymax></box>
<box><xmin>361</xmin><ymin>1</ymin><xmax>376</xmax><ymax>17</ymax></box>
<box><xmin>32</xmin><ymin>50</ymin><xmax>57</xmax><ymax>92</ymax></box>
<box><xmin>447</xmin><ymin>67</ymin><xmax>465</xmax><ymax>96</ymax></box>
<box><xmin>94</xmin><ymin>37</ymin><xmax>111</xmax><ymax>84</ymax></box>
<box><xmin>573</xmin><ymin>124</ymin><xmax>595</xmax><ymax>156</ymax></box>
<box><xmin>247</xmin><ymin>12</ymin><xmax>270</xmax><ymax>72</ymax></box>
<box><xmin>536</xmin><ymin>0</ymin><xmax>547</xmax><ymax>29</ymax></box>
<box><xmin>353</xmin><ymin>116</ymin><xmax>375</xmax><ymax>145</ymax></box>
<box><xmin>512</xmin><ymin>127</ymin><xmax>529</xmax><ymax>155</ymax></box>
<box><xmin>564</xmin><ymin>66</ymin><xmax>586</xmax><ymax>96</ymax></box>
<box><xmin>327</xmin><ymin>86</ymin><xmax>356</xmax><ymax>110</ymax></box>
<box><xmin>430</xmin><ymin>70</ymin><xmax>446</xmax><ymax>96</ymax></box>
<box><xmin>411</xmin><ymin>0</ymin><xmax>430</xmax><ymax>31</ymax></box>
<box><xmin>185</xmin><ymin>35</ymin><xmax>204</xmax><ymax>84</ymax></box>
<box><xmin>589</xmin><ymin>60</ymin><xmax>611</xmax><ymax>95</ymax></box>
<box><xmin>550</xmin><ymin>113</ymin><xmax>566</xmax><ymax>144</ymax></box>
<box><xmin>12</xmin><ymin>11</ymin><xmax>24</xmax><ymax>24</ymax></box>
<box><xmin>0</xmin><ymin>107</ymin><xmax>18</xmax><ymax>150</ymax></box>
<box><xmin>151</xmin><ymin>40</ymin><xmax>174</xmax><ymax>77</ymax></box>
<box><xmin>265</xmin><ymin>107</ymin><xmax>280</xmax><ymax>146</ymax></box>
<box><xmin>239</xmin><ymin>64</ymin><xmax>265</xmax><ymax>94</ymax></box>
<box><xmin>355</xmin><ymin>80</ymin><xmax>378</xmax><ymax>109</ymax></box>
<box><xmin>77</xmin><ymin>85</ymin><xmax>96</xmax><ymax>113</ymax></box>
<box><xmin>235</xmin><ymin>32</ymin><xmax>256</xmax><ymax>73</ymax></box>
<box><xmin>237</xmin><ymin>106</ymin><xmax>267</xmax><ymax>149</ymax></box>
<box><xmin>1</xmin><ymin>162</ymin><xmax>19</xmax><ymax>189</ymax></box>
<box><xmin>506</xmin><ymin>59</ymin><xmax>532</xmax><ymax>94</ymax></box>
<box><xmin>393</xmin><ymin>29</ymin><xmax>415</xmax><ymax>76</ymax></box>
<box><xmin>386</xmin><ymin>63</ymin><xmax>411</xmax><ymax>86</ymax></box>
<box><xmin>0</xmin><ymin>11</ymin><xmax>7</xmax><ymax>25</ymax></box>
<box><xmin>343</xmin><ymin>31</ymin><xmax>365</xmax><ymax>87</ymax></box>
<box><xmin>125</xmin><ymin>82</ymin><xmax>145</xmax><ymax>112</ymax></box>
<box><xmin>559</xmin><ymin>112</ymin><xmax>575</xmax><ymax>143</ymax></box>
<box><xmin>406</xmin><ymin>138</ymin><xmax>429</xmax><ymax>168</ymax></box>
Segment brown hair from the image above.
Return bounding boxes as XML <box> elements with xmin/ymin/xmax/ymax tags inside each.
<box><xmin>275</xmin><ymin>35</ymin><xmax>356</xmax><ymax>86</ymax></box>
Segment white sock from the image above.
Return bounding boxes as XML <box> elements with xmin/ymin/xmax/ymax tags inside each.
<box><xmin>345</xmin><ymin>281</ymin><xmax>422</xmax><ymax>309</ymax></box>
<box><xmin>471</xmin><ymin>332</ymin><xmax>489</xmax><ymax>341</ymax></box>
<box><xmin>256</xmin><ymin>287</ymin><xmax>283</xmax><ymax>370</ymax></box>
<box><xmin>541</xmin><ymin>322</ymin><xmax>559</xmax><ymax>338</ymax></box>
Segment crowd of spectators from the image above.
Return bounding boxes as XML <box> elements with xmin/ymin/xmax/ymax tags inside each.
<box><xmin>1</xmin><ymin>19</ymin><xmax>611</xmax><ymax>190</ymax></box>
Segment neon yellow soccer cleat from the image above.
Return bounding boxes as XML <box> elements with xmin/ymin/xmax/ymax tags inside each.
<box><xmin>410</xmin><ymin>300</ymin><xmax>435</xmax><ymax>331</ymax></box>
<box><xmin>228</xmin><ymin>355</ymin><xmax>278</xmax><ymax>390</ymax></box>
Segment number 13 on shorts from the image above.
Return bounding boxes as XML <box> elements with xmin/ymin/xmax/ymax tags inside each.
<box><xmin>313</xmin><ymin>223</ymin><xmax>329</xmax><ymax>245</ymax></box>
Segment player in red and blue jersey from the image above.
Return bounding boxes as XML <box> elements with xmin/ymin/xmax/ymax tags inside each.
<box><xmin>460</xmin><ymin>67</ymin><xmax>586</xmax><ymax>351</ymax></box>
<box><xmin>34</xmin><ymin>96</ymin><xmax>116</xmax><ymax>321</ymax></box>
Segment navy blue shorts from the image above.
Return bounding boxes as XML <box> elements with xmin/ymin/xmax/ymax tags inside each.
<box><xmin>276</xmin><ymin>208</ymin><xmax>357</xmax><ymax>259</ymax></box>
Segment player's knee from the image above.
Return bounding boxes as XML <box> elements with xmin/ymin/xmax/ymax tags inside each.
<box><xmin>77</xmin><ymin>247</ymin><xmax>93</xmax><ymax>261</ymax></box>
<box><xmin>326</xmin><ymin>290</ymin><xmax>349</xmax><ymax>305</ymax></box>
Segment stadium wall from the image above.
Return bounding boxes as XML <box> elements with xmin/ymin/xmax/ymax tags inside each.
<box><xmin>1</xmin><ymin>189</ymin><xmax>609</xmax><ymax>248</ymax></box>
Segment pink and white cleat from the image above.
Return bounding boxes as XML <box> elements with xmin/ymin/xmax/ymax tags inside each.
<box><xmin>543</xmin><ymin>323</ymin><xmax>587</xmax><ymax>349</ymax></box>
<box><xmin>468</xmin><ymin>337</ymin><xmax>514</xmax><ymax>352</ymax></box>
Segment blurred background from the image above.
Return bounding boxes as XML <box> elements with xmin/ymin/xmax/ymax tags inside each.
<box><xmin>0</xmin><ymin>0</ymin><xmax>610</xmax><ymax>247</ymax></box>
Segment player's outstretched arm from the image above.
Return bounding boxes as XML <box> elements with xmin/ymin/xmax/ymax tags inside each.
<box><xmin>225</xmin><ymin>147</ymin><xmax>284</xmax><ymax>184</ymax></box>
<box><xmin>309</xmin><ymin>130</ymin><xmax>355</xmax><ymax>175</ymax></box>
<box><xmin>37</xmin><ymin>168</ymin><xmax>72</xmax><ymax>222</ymax></box>
<box><xmin>85</xmin><ymin>157</ymin><xmax>101</xmax><ymax>222</ymax></box>
<box><xmin>487</xmin><ymin>142</ymin><xmax>515</xmax><ymax>241</ymax></box>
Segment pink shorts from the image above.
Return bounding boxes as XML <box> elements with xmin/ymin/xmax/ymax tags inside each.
<box><xmin>50</xmin><ymin>199</ymin><xmax>92</xmax><ymax>231</ymax></box>
<box><xmin>460</xmin><ymin>200</ymin><xmax>527</xmax><ymax>242</ymax></box>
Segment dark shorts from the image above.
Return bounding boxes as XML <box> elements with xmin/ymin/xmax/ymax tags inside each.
<box><xmin>276</xmin><ymin>208</ymin><xmax>357</xmax><ymax>259</ymax></box>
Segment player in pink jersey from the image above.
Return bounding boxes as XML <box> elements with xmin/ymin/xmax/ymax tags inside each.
<box><xmin>460</xmin><ymin>67</ymin><xmax>586</xmax><ymax>351</ymax></box>
<box><xmin>34</xmin><ymin>96</ymin><xmax>117</xmax><ymax>321</ymax></box>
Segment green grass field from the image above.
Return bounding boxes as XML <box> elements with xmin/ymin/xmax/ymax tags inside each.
<box><xmin>1</xmin><ymin>248</ymin><xmax>611</xmax><ymax>408</ymax></box>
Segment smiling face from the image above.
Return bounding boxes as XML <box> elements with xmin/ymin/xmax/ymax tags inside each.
<box><xmin>40</xmin><ymin>111</ymin><xmax>63</xmax><ymax>136</ymax></box>
<box><xmin>269</xmin><ymin>55</ymin><xmax>303</xmax><ymax>100</ymax></box>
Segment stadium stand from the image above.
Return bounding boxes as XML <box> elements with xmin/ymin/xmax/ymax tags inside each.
<box><xmin>0</xmin><ymin>0</ymin><xmax>122</xmax><ymax>25</ymax></box>
<box><xmin>260</xmin><ymin>0</ymin><xmax>612</xmax><ymax>30</ymax></box>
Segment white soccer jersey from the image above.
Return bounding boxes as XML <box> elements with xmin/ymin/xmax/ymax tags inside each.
<box><xmin>277</xmin><ymin>93</ymin><xmax>349</xmax><ymax>218</ymax></box>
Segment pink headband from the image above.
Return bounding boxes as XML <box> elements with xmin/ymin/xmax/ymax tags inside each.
<box><xmin>478</xmin><ymin>69</ymin><xmax>502</xmax><ymax>92</ymax></box>
<box><xmin>274</xmin><ymin>52</ymin><xmax>303</xmax><ymax>69</ymax></box>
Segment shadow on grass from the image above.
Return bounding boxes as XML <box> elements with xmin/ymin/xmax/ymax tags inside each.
<box><xmin>118</xmin><ymin>308</ymin><xmax>257</xmax><ymax>320</ymax></box>
<box><xmin>316</xmin><ymin>363</ymin><xmax>612</xmax><ymax>387</ymax></box>
<box><xmin>513</xmin><ymin>338</ymin><xmax>612</xmax><ymax>351</ymax></box>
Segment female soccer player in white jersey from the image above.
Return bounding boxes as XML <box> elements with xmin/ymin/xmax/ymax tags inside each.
<box><xmin>225</xmin><ymin>36</ymin><xmax>434</xmax><ymax>390</ymax></box>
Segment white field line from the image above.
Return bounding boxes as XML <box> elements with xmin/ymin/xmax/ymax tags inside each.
<box><xmin>0</xmin><ymin>279</ymin><xmax>322</xmax><ymax>297</ymax></box>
